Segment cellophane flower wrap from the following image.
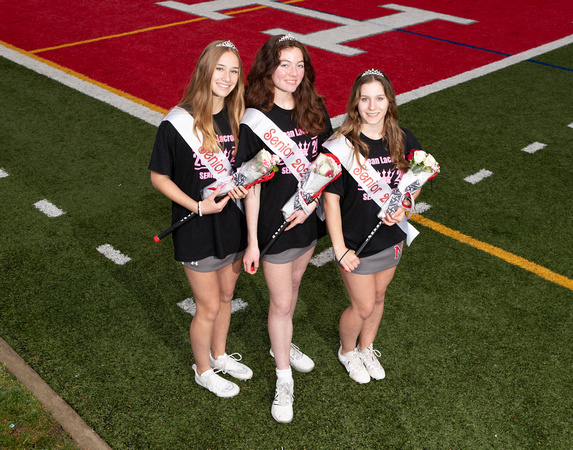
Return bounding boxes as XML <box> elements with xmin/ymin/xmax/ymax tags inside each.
<box><xmin>201</xmin><ymin>149</ymin><xmax>279</xmax><ymax>199</ymax></box>
<box><xmin>281</xmin><ymin>152</ymin><xmax>342</xmax><ymax>218</ymax></box>
<box><xmin>379</xmin><ymin>149</ymin><xmax>440</xmax><ymax>218</ymax></box>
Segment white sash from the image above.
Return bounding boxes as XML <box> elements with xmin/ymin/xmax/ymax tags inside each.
<box><xmin>163</xmin><ymin>106</ymin><xmax>233</xmax><ymax>179</ymax></box>
<box><xmin>323</xmin><ymin>136</ymin><xmax>419</xmax><ymax>246</ymax></box>
<box><xmin>241</xmin><ymin>108</ymin><xmax>310</xmax><ymax>182</ymax></box>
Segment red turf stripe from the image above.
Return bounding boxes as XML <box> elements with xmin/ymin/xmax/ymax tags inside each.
<box><xmin>1</xmin><ymin>0</ymin><xmax>572</xmax><ymax>116</ymax></box>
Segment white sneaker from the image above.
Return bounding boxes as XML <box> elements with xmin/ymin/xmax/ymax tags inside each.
<box><xmin>359</xmin><ymin>344</ymin><xmax>386</xmax><ymax>380</ymax></box>
<box><xmin>338</xmin><ymin>345</ymin><xmax>370</xmax><ymax>384</ymax></box>
<box><xmin>209</xmin><ymin>352</ymin><xmax>253</xmax><ymax>380</ymax></box>
<box><xmin>271</xmin><ymin>379</ymin><xmax>294</xmax><ymax>423</ymax></box>
<box><xmin>193</xmin><ymin>364</ymin><xmax>240</xmax><ymax>398</ymax></box>
<box><xmin>270</xmin><ymin>343</ymin><xmax>315</xmax><ymax>373</ymax></box>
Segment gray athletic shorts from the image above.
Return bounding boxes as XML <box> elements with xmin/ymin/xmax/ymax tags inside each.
<box><xmin>334</xmin><ymin>242</ymin><xmax>403</xmax><ymax>275</ymax></box>
<box><xmin>181</xmin><ymin>251</ymin><xmax>244</xmax><ymax>273</ymax></box>
<box><xmin>262</xmin><ymin>240</ymin><xmax>317</xmax><ymax>265</ymax></box>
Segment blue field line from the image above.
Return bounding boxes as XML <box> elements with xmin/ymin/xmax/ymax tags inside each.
<box><xmin>398</xmin><ymin>29</ymin><xmax>573</xmax><ymax>72</ymax></box>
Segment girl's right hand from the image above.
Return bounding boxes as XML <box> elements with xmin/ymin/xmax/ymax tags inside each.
<box><xmin>200</xmin><ymin>187</ymin><xmax>230</xmax><ymax>214</ymax></box>
<box><xmin>243</xmin><ymin>244</ymin><xmax>260</xmax><ymax>274</ymax></box>
<box><xmin>335</xmin><ymin>247</ymin><xmax>360</xmax><ymax>273</ymax></box>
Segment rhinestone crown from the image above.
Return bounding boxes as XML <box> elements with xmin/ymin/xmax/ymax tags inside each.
<box><xmin>361</xmin><ymin>68</ymin><xmax>385</xmax><ymax>78</ymax></box>
<box><xmin>216</xmin><ymin>40</ymin><xmax>237</xmax><ymax>50</ymax></box>
<box><xmin>278</xmin><ymin>33</ymin><xmax>298</xmax><ymax>43</ymax></box>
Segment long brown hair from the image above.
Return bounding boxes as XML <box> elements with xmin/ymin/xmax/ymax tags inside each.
<box><xmin>245</xmin><ymin>35</ymin><xmax>326</xmax><ymax>136</ymax></box>
<box><xmin>334</xmin><ymin>70</ymin><xmax>408</xmax><ymax>172</ymax></box>
<box><xmin>179</xmin><ymin>40</ymin><xmax>245</xmax><ymax>154</ymax></box>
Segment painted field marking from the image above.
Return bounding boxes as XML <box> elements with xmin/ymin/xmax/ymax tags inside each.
<box><xmin>96</xmin><ymin>244</ymin><xmax>132</xmax><ymax>265</ymax></box>
<box><xmin>0</xmin><ymin>41</ymin><xmax>165</xmax><ymax>126</ymax></box>
<box><xmin>464</xmin><ymin>169</ymin><xmax>493</xmax><ymax>184</ymax></box>
<box><xmin>395</xmin><ymin>34</ymin><xmax>573</xmax><ymax>105</ymax></box>
<box><xmin>409</xmin><ymin>214</ymin><xmax>573</xmax><ymax>291</ymax></box>
<box><xmin>31</xmin><ymin>17</ymin><xmax>207</xmax><ymax>54</ymax></box>
<box><xmin>521</xmin><ymin>142</ymin><xmax>546</xmax><ymax>154</ymax></box>
<box><xmin>0</xmin><ymin>168</ymin><xmax>9</xmax><ymax>178</ymax></box>
<box><xmin>157</xmin><ymin>1</ymin><xmax>476</xmax><ymax>56</ymax></box>
<box><xmin>34</xmin><ymin>199</ymin><xmax>66</xmax><ymax>217</ymax></box>
<box><xmin>29</xmin><ymin>0</ymin><xmax>303</xmax><ymax>54</ymax></box>
<box><xmin>177</xmin><ymin>297</ymin><xmax>248</xmax><ymax>316</ymax></box>
<box><xmin>568</xmin><ymin>122</ymin><xmax>573</xmax><ymax>129</ymax></box>
<box><xmin>310</xmin><ymin>247</ymin><xmax>333</xmax><ymax>267</ymax></box>
<box><xmin>414</xmin><ymin>202</ymin><xmax>432</xmax><ymax>214</ymax></box>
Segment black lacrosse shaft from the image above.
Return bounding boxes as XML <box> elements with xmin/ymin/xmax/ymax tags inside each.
<box><xmin>354</xmin><ymin>219</ymin><xmax>384</xmax><ymax>257</ymax></box>
<box><xmin>154</xmin><ymin>212</ymin><xmax>197</xmax><ymax>242</ymax></box>
<box><xmin>259</xmin><ymin>220</ymin><xmax>289</xmax><ymax>258</ymax></box>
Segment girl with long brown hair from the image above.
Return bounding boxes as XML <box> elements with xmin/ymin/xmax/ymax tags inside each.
<box><xmin>323</xmin><ymin>69</ymin><xmax>422</xmax><ymax>384</ymax></box>
<box><xmin>235</xmin><ymin>34</ymin><xmax>332</xmax><ymax>423</ymax></box>
<box><xmin>149</xmin><ymin>40</ymin><xmax>252</xmax><ymax>398</ymax></box>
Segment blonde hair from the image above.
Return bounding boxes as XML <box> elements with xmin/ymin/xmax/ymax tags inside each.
<box><xmin>179</xmin><ymin>40</ymin><xmax>245</xmax><ymax>154</ymax></box>
<box><xmin>334</xmin><ymin>71</ymin><xmax>408</xmax><ymax>172</ymax></box>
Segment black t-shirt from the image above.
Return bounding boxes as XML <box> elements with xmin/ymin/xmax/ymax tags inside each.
<box><xmin>324</xmin><ymin>128</ymin><xmax>422</xmax><ymax>257</ymax></box>
<box><xmin>235</xmin><ymin>104</ymin><xmax>333</xmax><ymax>254</ymax></box>
<box><xmin>148</xmin><ymin>110</ymin><xmax>246</xmax><ymax>261</ymax></box>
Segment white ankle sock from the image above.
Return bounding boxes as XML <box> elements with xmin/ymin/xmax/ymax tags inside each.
<box><xmin>276</xmin><ymin>367</ymin><xmax>293</xmax><ymax>381</ymax></box>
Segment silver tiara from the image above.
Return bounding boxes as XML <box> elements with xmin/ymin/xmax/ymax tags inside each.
<box><xmin>361</xmin><ymin>69</ymin><xmax>384</xmax><ymax>78</ymax></box>
<box><xmin>278</xmin><ymin>33</ymin><xmax>297</xmax><ymax>43</ymax></box>
<box><xmin>216</xmin><ymin>40</ymin><xmax>237</xmax><ymax>51</ymax></box>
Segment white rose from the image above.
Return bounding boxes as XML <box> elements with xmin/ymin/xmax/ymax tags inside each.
<box><xmin>413</xmin><ymin>151</ymin><xmax>427</xmax><ymax>165</ymax></box>
<box><xmin>424</xmin><ymin>154</ymin><xmax>436</xmax><ymax>168</ymax></box>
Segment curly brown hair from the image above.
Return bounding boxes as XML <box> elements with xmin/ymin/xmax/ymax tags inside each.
<box><xmin>245</xmin><ymin>35</ymin><xmax>326</xmax><ymax>137</ymax></box>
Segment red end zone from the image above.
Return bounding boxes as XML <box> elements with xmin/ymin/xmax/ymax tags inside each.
<box><xmin>1</xmin><ymin>0</ymin><xmax>572</xmax><ymax>117</ymax></box>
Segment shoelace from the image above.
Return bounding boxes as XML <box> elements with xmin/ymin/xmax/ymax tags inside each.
<box><xmin>274</xmin><ymin>381</ymin><xmax>293</xmax><ymax>406</ymax></box>
<box><xmin>362</xmin><ymin>347</ymin><xmax>382</xmax><ymax>364</ymax></box>
<box><xmin>290</xmin><ymin>344</ymin><xmax>303</xmax><ymax>360</ymax></box>
<box><xmin>202</xmin><ymin>371</ymin><xmax>231</xmax><ymax>391</ymax></box>
<box><xmin>215</xmin><ymin>353</ymin><xmax>244</xmax><ymax>374</ymax></box>
<box><xmin>346</xmin><ymin>350</ymin><xmax>365</xmax><ymax>372</ymax></box>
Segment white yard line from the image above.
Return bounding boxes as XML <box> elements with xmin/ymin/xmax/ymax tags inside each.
<box><xmin>34</xmin><ymin>199</ymin><xmax>66</xmax><ymax>217</ymax></box>
<box><xmin>96</xmin><ymin>244</ymin><xmax>132</xmax><ymax>265</ymax></box>
<box><xmin>521</xmin><ymin>142</ymin><xmax>547</xmax><ymax>154</ymax></box>
<box><xmin>464</xmin><ymin>169</ymin><xmax>493</xmax><ymax>184</ymax></box>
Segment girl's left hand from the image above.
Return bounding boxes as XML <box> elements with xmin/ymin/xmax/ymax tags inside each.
<box><xmin>284</xmin><ymin>198</ymin><xmax>318</xmax><ymax>231</ymax></box>
<box><xmin>285</xmin><ymin>209</ymin><xmax>311</xmax><ymax>231</ymax></box>
<box><xmin>382</xmin><ymin>207</ymin><xmax>406</xmax><ymax>226</ymax></box>
<box><xmin>227</xmin><ymin>185</ymin><xmax>248</xmax><ymax>200</ymax></box>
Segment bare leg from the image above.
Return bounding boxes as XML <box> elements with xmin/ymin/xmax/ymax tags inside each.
<box><xmin>263</xmin><ymin>247</ymin><xmax>314</xmax><ymax>370</ymax></box>
<box><xmin>210</xmin><ymin>258</ymin><xmax>242</xmax><ymax>358</ymax></box>
<box><xmin>358</xmin><ymin>266</ymin><xmax>396</xmax><ymax>348</ymax></box>
<box><xmin>338</xmin><ymin>269</ymin><xmax>375</xmax><ymax>354</ymax></box>
<box><xmin>184</xmin><ymin>267</ymin><xmax>221</xmax><ymax>374</ymax></box>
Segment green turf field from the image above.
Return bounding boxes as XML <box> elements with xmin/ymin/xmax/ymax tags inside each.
<box><xmin>1</xmin><ymin>44</ymin><xmax>572</xmax><ymax>448</ymax></box>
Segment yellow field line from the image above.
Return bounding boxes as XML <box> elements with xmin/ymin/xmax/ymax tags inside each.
<box><xmin>31</xmin><ymin>17</ymin><xmax>207</xmax><ymax>54</ymax></box>
<box><xmin>31</xmin><ymin>0</ymin><xmax>304</xmax><ymax>54</ymax></box>
<box><xmin>410</xmin><ymin>214</ymin><xmax>573</xmax><ymax>291</ymax></box>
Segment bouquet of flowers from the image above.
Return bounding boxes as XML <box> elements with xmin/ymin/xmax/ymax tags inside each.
<box><xmin>380</xmin><ymin>149</ymin><xmax>440</xmax><ymax>217</ymax></box>
<box><xmin>259</xmin><ymin>153</ymin><xmax>342</xmax><ymax>257</ymax></box>
<box><xmin>201</xmin><ymin>149</ymin><xmax>279</xmax><ymax>199</ymax></box>
<box><xmin>281</xmin><ymin>152</ymin><xmax>342</xmax><ymax>218</ymax></box>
